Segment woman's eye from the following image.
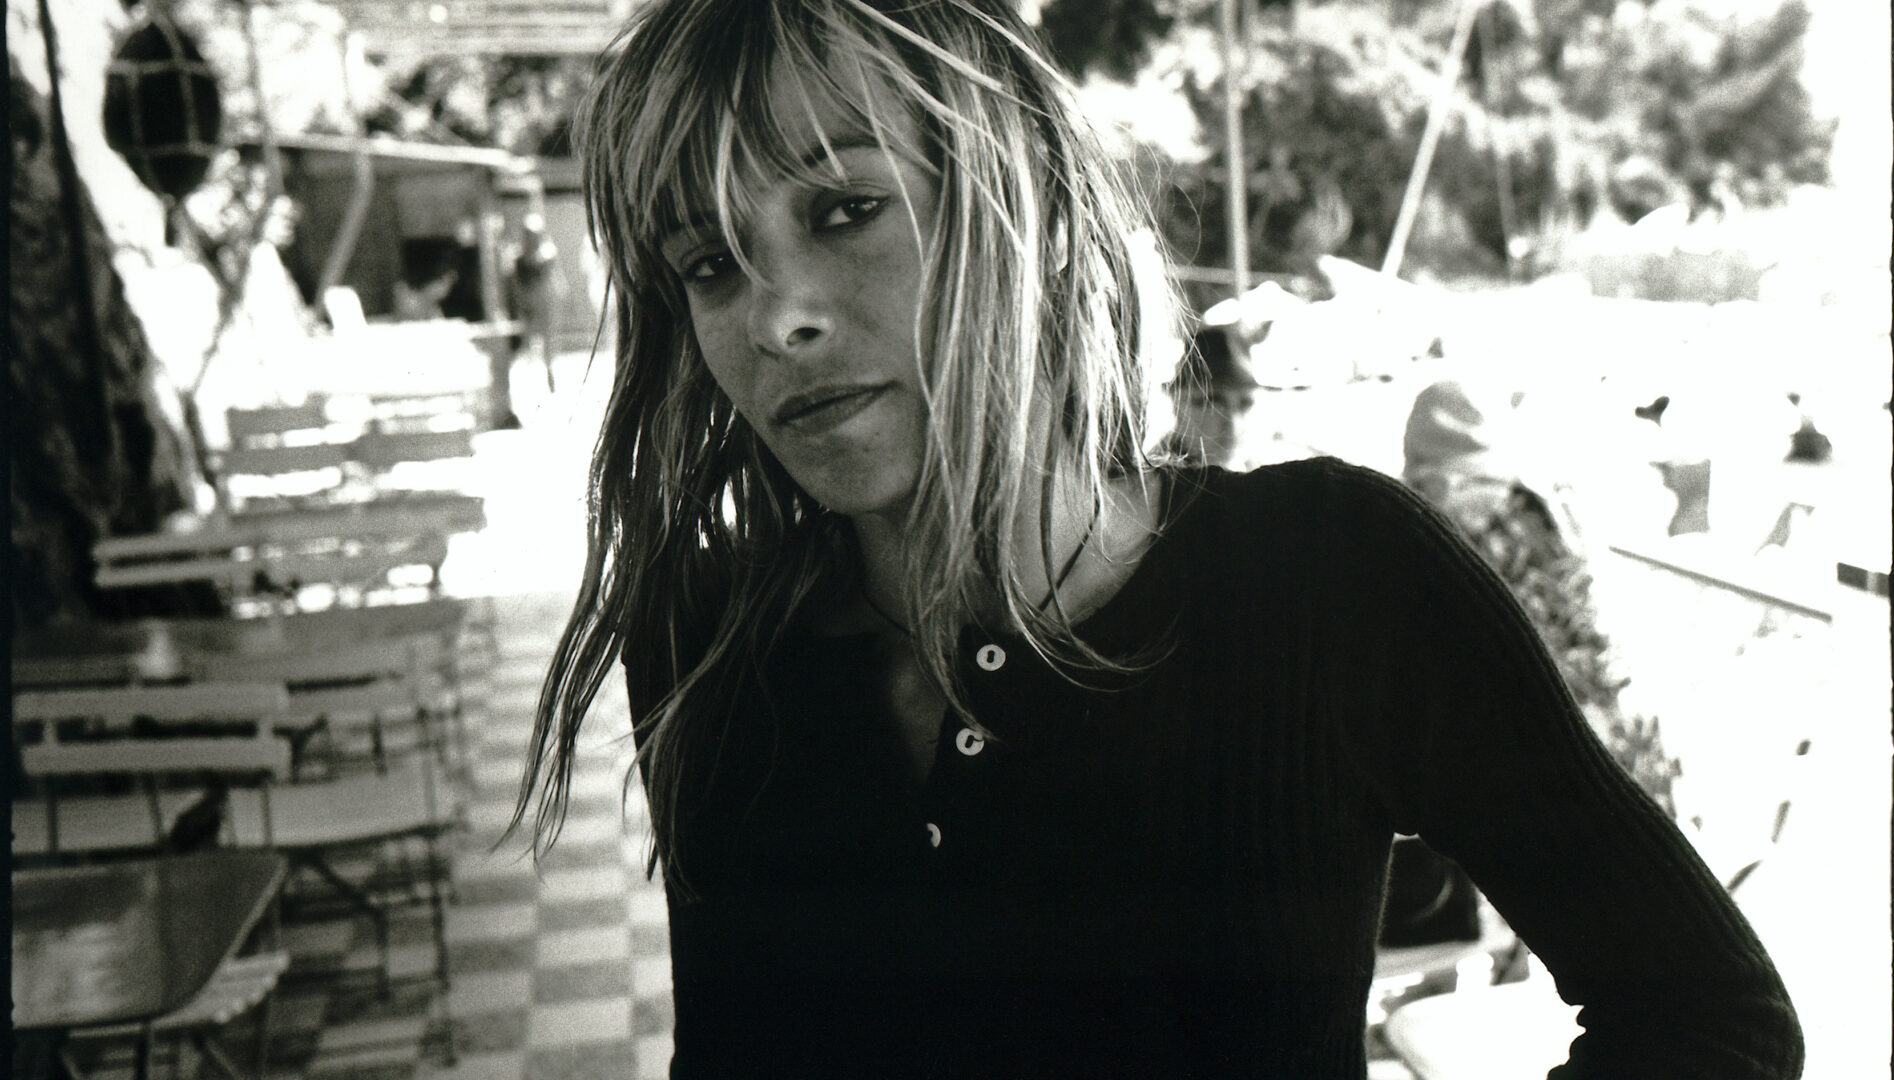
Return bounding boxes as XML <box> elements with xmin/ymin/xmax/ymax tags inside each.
<box><xmin>680</xmin><ymin>250</ymin><xmax>734</xmax><ymax>282</ymax></box>
<box><xmin>818</xmin><ymin>195</ymin><xmax>886</xmax><ymax>230</ymax></box>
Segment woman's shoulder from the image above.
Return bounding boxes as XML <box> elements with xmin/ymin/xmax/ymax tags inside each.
<box><xmin>1170</xmin><ymin>455</ymin><xmax>1438</xmax><ymax>544</ymax></box>
<box><xmin>1147</xmin><ymin>456</ymin><xmax>1476</xmax><ymax>620</ymax></box>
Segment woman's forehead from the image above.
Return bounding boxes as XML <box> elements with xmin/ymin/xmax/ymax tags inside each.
<box><xmin>656</xmin><ymin>58</ymin><xmax>928</xmax><ymax>233</ymax></box>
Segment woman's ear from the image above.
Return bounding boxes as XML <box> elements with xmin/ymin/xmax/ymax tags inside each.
<box><xmin>1050</xmin><ymin>213</ymin><xmax>1069</xmax><ymax>273</ymax></box>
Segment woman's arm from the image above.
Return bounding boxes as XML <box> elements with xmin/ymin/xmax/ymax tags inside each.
<box><xmin>1311</xmin><ymin>459</ymin><xmax>1803</xmax><ymax>1079</ymax></box>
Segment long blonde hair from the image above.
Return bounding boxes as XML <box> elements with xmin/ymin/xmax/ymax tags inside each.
<box><xmin>513</xmin><ymin>0</ymin><xmax>1170</xmax><ymax>885</ymax></box>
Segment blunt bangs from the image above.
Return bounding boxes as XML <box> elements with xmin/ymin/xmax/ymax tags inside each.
<box><xmin>588</xmin><ymin>2</ymin><xmax>944</xmax><ymax>302</ymax></box>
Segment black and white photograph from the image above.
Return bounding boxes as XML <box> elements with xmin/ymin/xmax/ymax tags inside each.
<box><xmin>8</xmin><ymin>1</ymin><xmax>1889</xmax><ymax>1078</ymax></box>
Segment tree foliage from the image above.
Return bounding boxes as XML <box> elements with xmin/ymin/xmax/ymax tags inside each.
<box><xmin>1040</xmin><ymin>0</ymin><xmax>1833</xmax><ymax>279</ymax></box>
<box><xmin>10</xmin><ymin>71</ymin><xmax>212</xmax><ymax>628</ymax></box>
<box><xmin>1037</xmin><ymin>0</ymin><xmax>1177</xmax><ymax>80</ymax></box>
<box><xmin>363</xmin><ymin>54</ymin><xmax>592</xmax><ymax>157</ymax></box>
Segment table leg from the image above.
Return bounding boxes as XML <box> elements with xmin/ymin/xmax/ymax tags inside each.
<box><xmin>131</xmin><ymin>1024</ymin><xmax>153</xmax><ymax>1080</ymax></box>
<box><xmin>11</xmin><ymin>1030</ymin><xmax>68</xmax><ymax>1080</ymax></box>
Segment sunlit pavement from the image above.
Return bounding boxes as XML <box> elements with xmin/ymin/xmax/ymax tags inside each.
<box><xmin>438</xmin><ymin>348</ymin><xmax>618</xmax><ymax>603</ymax></box>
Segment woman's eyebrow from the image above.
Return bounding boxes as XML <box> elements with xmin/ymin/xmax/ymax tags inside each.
<box><xmin>658</xmin><ymin>212</ymin><xmax>718</xmax><ymax>255</ymax></box>
<box><xmin>797</xmin><ymin>133</ymin><xmax>884</xmax><ymax>171</ymax></box>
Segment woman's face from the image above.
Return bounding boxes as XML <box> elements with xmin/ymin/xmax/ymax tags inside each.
<box><xmin>659</xmin><ymin>76</ymin><xmax>939</xmax><ymax>520</ymax></box>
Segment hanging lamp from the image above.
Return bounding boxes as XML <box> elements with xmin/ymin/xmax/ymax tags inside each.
<box><xmin>102</xmin><ymin>7</ymin><xmax>223</xmax><ymax>203</ymax></box>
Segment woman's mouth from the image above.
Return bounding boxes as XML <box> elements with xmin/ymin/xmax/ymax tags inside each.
<box><xmin>772</xmin><ymin>385</ymin><xmax>888</xmax><ymax>435</ymax></box>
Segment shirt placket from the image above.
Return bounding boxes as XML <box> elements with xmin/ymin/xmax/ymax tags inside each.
<box><xmin>914</xmin><ymin>631</ymin><xmax>1022</xmax><ymax>886</ymax></box>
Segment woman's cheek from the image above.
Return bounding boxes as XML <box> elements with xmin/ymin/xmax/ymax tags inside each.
<box><xmin>687</xmin><ymin>309</ymin><xmax>750</xmax><ymax>411</ymax></box>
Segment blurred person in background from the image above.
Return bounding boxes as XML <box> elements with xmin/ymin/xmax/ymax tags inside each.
<box><xmin>506</xmin><ymin>210</ymin><xmax>564</xmax><ymax>395</ymax></box>
<box><xmin>393</xmin><ymin>236</ymin><xmax>460</xmax><ymax>321</ymax></box>
<box><xmin>513</xmin><ymin>2</ymin><xmax>1801</xmax><ymax>1076</ymax></box>
<box><xmin>1156</xmin><ymin>323</ymin><xmax>1261</xmax><ymax>469</ymax></box>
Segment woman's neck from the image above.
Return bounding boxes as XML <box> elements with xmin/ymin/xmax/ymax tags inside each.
<box><xmin>849</xmin><ymin>465</ymin><xmax>1161</xmax><ymax>633</ymax></box>
<box><xmin>852</xmin><ymin>510</ymin><xmax>914</xmax><ymax>627</ymax></box>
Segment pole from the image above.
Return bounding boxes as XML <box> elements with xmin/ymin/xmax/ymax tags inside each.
<box><xmin>1476</xmin><ymin>6</ymin><xmax>1520</xmax><ymax>280</ymax></box>
<box><xmin>1381</xmin><ymin>0</ymin><xmax>1480</xmax><ymax>280</ymax></box>
<box><xmin>1219</xmin><ymin>0</ymin><xmax>1248</xmax><ymax>298</ymax></box>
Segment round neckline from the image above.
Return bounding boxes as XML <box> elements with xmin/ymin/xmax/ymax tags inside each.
<box><xmin>802</xmin><ymin>464</ymin><xmax>1208</xmax><ymax>651</ymax></box>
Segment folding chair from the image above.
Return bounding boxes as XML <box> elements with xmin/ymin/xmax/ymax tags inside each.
<box><xmin>215</xmin><ymin>758</ymin><xmax>460</xmax><ymax>1069</ymax></box>
<box><xmin>94</xmin><ymin>524</ymin><xmax>456</xmax><ymax>615</ymax></box>
<box><xmin>191</xmin><ymin>634</ymin><xmax>469</xmax><ymax>781</ymax></box>
<box><xmin>12</xmin><ymin>684</ymin><xmax>459</xmax><ymax>999</ymax></box>
<box><xmin>15</xmin><ymin>733</ymin><xmax>295</xmax><ymax>1080</ymax></box>
<box><xmin>218</xmin><ymin>400</ymin><xmax>349</xmax><ymax>513</ymax></box>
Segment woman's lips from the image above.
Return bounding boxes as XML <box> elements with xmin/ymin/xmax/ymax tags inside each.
<box><xmin>774</xmin><ymin>385</ymin><xmax>888</xmax><ymax>435</ymax></box>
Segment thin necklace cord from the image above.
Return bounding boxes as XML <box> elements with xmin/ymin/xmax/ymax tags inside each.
<box><xmin>862</xmin><ymin>501</ymin><xmax>1101</xmax><ymax>637</ymax></box>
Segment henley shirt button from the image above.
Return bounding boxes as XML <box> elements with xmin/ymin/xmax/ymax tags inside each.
<box><xmin>954</xmin><ymin>728</ymin><xmax>986</xmax><ymax>756</ymax></box>
<box><xmin>975</xmin><ymin>644</ymin><xmax>1006</xmax><ymax>671</ymax></box>
<box><xmin>926</xmin><ymin>822</ymin><xmax>942</xmax><ymax>848</ymax></box>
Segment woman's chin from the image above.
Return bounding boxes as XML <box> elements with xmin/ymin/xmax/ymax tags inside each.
<box><xmin>786</xmin><ymin>465</ymin><xmax>918</xmax><ymax>521</ymax></box>
<box><xmin>815</xmin><ymin>487</ymin><xmax>917</xmax><ymax>522</ymax></box>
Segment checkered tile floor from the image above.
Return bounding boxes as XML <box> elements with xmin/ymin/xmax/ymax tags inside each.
<box><xmin>60</xmin><ymin>592</ymin><xmax>673</xmax><ymax>1080</ymax></box>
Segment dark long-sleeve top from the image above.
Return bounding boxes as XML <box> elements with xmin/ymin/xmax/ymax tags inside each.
<box><xmin>645</xmin><ymin>457</ymin><xmax>1802</xmax><ymax>1079</ymax></box>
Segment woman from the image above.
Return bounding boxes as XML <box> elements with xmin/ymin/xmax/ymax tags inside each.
<box><xmin>515</xmin><ymin>2</ymin><xmax>1801</xmax><ymax>1076</ymax></box>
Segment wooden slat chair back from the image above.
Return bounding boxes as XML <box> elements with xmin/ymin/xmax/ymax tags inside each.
<box><xmin>245</xmin><ymin>595</ymin><xmax>492</xmax><ymax>672</ymax></box>
<box><xmin>93</xmin><ymin>498</ymin><xmax>477</xmax><ymax>609</ymax></box>
<box><xmin>19</xmin><ymin>735</ymin><xmax>293</xmax><ymax>858</ymax></box>
<box><xmin>225</xmin><ymin>401</ymin><xmax>329</xmax><ymax>445</ymax></box>
<box><xmin>94</xmin><ymin>554</ymin><xmax>258</xmax><ymax>592</ymax></box>
<box><xmin>191</xmin><ymin>634</ymin><xmax>448</xmax><ymax>686</ymax></box>
<box><xmin>22</xmin><ymin>735</ymin><xmax>291</xmax><ymax>783</ymax></box>
<box><xmin>12</xmin><ymin>600</ymin><xmax>472</xmax><ymax>675</ymax></box>
<box><xmin>349</xmin><ymin>429</ymin><xmax>477</xmax><ymax>472</ymax></box>
<box><xmin>93</xmin><ymin>529</ymin><xmax>261</xmax><ymax>597</ymax></box>
<box><xmin>196</xmin><ymin>597</ymin><xmax>484</xmax><ymax>689</ymax></box>
<box><xmin>202</xmin><ymin>637</ymin><xmax>463</xmax><ymax>779</ymax></box>
<box><xmin>219</xmin><ymin>401</ymin><xmax>348</xmax><ymax>512</ymax></box>
<box><xmin>250</xmin><ymin>534</ymin><xmax>454</xmax><ymax>608</ymax></box>
<box><xmin>273</xmin><ymin>596</ymin><xmax>471</xmax><ymax>642</ymax></box>
<box><xmin>193</xmin><ymin>597</ymin><xmax>471</xmax><ymax>648</ymax></box>
<box><xmin>220</xmin><ymin>608</ymin><xmax>483</xmax><ymax>776</ymax></box>
<box><xmin>234</xmin><ymin>495</ymin><xmax>487</xmax><ymax>543</ymax></box>
<box><xmin>11</xmin><ymin>684</ymin><xmax>293</xmax><ymax>860</ymax></box>
<box><xmin>11</xmin><ymin>785</ymin><xmax>210</xmax><ymax>859</ymax></box>
<box><xmin>14</xmin><ymin>682</ymin><xmax>293</xmax><ymax>727</ymax></box>
<box><xmin>92</xmin><ymin>546</ymin><xmax>436</xmax><ymax>597</ymax></box>
<box><xmin>11</xmin><ymin>652</ymin><xmax>141</xmax><ymax>688</ymax></box>
<box><xmin>7</xmin><ymin>643</ymin><xmax>444</xmax><ymax>778</ymax></box>
<box><xmin>219</xmin><ymin>442</ymin><xmax>351</xmax><ymax>479</ymax></box>
<box><xmin>365</xmin><ymin>388</ymin><xmax>489</xmax><ymax>435</ymax></box>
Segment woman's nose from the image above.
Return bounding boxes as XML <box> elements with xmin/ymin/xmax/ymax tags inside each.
<box><xmin>747</xmin><ymin>263</ymin><xmax>835</xmax><ymax>357</ymax></box>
